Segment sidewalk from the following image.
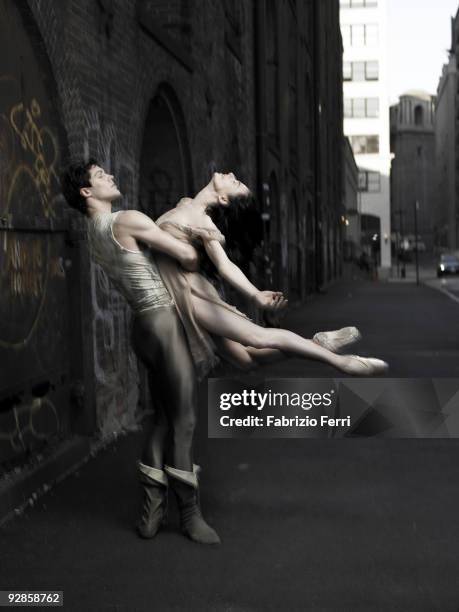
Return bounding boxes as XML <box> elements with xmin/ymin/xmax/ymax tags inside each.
<box><xmin>387</xmin><ymin>265</ymin><xmax>437</xmax><ymax>283</ymax></box>
<box><xmin>2</xmin><ymin>279</ymin><xmax>459</xmax><ymax>611</ymax></box>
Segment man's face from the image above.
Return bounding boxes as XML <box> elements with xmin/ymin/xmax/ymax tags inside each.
<box><xmin>82</xmin><ymin>165</ymin><xmax>122</xmax><ymax>202</ymax></box>
<box><xmin>211</xmin><ymin>172</ymin><xmax>251</xmax><ymax>206</ymax></box>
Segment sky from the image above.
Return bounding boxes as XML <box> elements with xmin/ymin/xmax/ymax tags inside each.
<box><xmin>388</xmin><ymin>0</ymin><xmax>459</xmax><ymax>103</ymax></box>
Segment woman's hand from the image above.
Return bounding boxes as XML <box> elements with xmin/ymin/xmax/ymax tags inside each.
<box><xmin>252</xmin><ymin>291</ymin><xmax>288</xmax><ymax>311</ymax></box>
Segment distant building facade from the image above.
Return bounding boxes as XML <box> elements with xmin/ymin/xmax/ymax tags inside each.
<box><xmin>390</xmin><ymin>91</ymin><xmax>436</xmax><ymax>251</ymax></box>
<box><xmin>343</xmin><ymin>136</ymin><xmax>360</xmax><ymax>259</ymax></box>
<box><xmin>339</xmin><ymin>0</ymin><xmax>391</xmax><ymax>274</ymax></box>
<box><xmin>435</xmin><ymin>8</ymin><xmax>459</xmax><ymax>250</ymax></box>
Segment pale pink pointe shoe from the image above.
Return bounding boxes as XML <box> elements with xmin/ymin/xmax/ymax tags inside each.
<box><xmin>340</xmin><ymin>355</ymin><xmax>389</xmax><ymax>376</ymax></box>
<box><xmin>313</xmin><ymin>326</ymin><xmax>362</xmax><ymax>353</ymax></box>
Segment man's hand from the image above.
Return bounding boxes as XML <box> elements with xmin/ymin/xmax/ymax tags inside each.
<box><xmin>179</xmin><ymin>247</ymin><xmax>199</xmax><ymax>272</ymax></box>
<box><xmin>252</xmin><ymin>290</ymin><xmax>288</xmax><ymax>311</ymax></box>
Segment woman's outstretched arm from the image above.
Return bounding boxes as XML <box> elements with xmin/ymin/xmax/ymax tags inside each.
<box><xmin>202</xmin><ymin>236</ymin><xmax>286</xmax><ymax>310</ymax></box>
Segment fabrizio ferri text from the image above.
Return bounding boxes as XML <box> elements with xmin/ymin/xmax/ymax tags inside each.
<box><xmin>219</xmin><ymin>415</ymin><xmax>352</xmax><ymax>428</ymax></box>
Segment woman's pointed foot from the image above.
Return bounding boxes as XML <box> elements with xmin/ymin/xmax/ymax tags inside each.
<box><xmin>339</xmin><ymin>355</ymin><xmax>388</xmax><ymax>376</ymax></box>
<box><xmin>313</xmin><ymin>326</ymin><xmax>361</xmax><ymax>353</ymax></box>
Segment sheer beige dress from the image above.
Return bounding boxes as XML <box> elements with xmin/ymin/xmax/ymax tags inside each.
<box><xmin>154</xmin><ymin>217</ymin><xmax>252</xmax><ymax>381</ymax></box>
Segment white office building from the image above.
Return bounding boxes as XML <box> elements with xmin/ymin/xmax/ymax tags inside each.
<box><xmin>339</xmin><ymin>0</ymin><xmax>391</xmax><ymax>274</ymax></box>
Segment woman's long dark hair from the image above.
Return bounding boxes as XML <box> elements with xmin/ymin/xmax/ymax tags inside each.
<box><xmin>201</xmin><ymin>192</ymin><xmax>263</xmax><ymax>281</ymax></box>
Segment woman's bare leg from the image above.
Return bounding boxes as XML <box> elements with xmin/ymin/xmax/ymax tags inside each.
<box><xmin>214</xmin><ymin>337</ymin><xmax>288</xmax><ymax>371</ymax></box>
<box><xmin>191</xmin><ymin>295</ymin><xmax>347</xmax><ymax>371</ymax></box>
<box><xmin>246</xmin><ymin>346</ymin><xmax>289</xmax><ymax>364</ymax></box>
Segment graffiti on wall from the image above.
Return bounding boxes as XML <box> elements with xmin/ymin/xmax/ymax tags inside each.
<box><xmin>0</xmin><ymin>82</ymin><xmax>64</xmax><ymax>351</ymax></box>
<box><xmin>0</xmin><ymin>1</ymin><xmax>74</xmax><ymax>468</ymax></box>
<box><xmin>0</xmin><ymin>393</ymin><xmax>60</xmax><ymax>458</ymax></box>
<box><xmin>82</xmin><ymin>107</ymin><xmax>140</xmax><ymax>434</ymax></box>
<box><xmin>9</xmin><ymin>98</ymin><xmax>59</xmax><ymax>219</ymax></box>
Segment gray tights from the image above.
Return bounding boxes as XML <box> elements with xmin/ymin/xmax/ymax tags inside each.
<box><xmin>131</xmin><ymin>306</ymin><xmax>197</xmax><ymax>472</ymax></box>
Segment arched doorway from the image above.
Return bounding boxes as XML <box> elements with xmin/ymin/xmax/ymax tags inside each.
<box><xmin>266</xmin><ymin>0</ymin><xmax>279</xmax><ymax>145</ymax></box>
<box><xmin>288</xmin><ymin>191</ymin><xmax>300</xmax><ymax>300</ymax></box>
<box><xmin>139</xmin><ymin>84</ymin><xmax>193</xmax><ymax>219</ymax></box>
<box><xmin>305</xmin><ymin>201</ymin><xmax>315</xmax><ymax>293</ymax></box>
<box><xmin>137</xmin><ymin>84</ymin><xmax>193</xmax><ymax>411</ymax></box>
<box><xmin>268</xmin><ymin>172</ymin><xmax>282</xmax><ymax>288</ymax></box>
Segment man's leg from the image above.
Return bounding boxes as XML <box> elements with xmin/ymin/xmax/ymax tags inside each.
<box><xmin>139</xmin><ymin>371</ymin><xmax>170</xmax><ymax>469</ymax></box>
<box><xmin>157</xmin><ymin>334</ymin><xmax>197</xmax><ymax>472</ymax></box>
<box><xmin>132</xmin><ymin>310</ymin><xmax>176</xmax><ymax>538</ymax></box>
<box><xmin>132</xmin><ymin>307</ymin><xmax>219</xmax><ymax>544</ymax></box>
<box><xmin>133</xmin><ymin>307</ymin><xmax>197</xmax><ymax>471</ymax></box>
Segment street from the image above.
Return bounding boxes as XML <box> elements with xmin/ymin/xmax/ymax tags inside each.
<box><xmin>425</xmin><ymin>274</ymin><xmax>459</xmax><ymax>305</ymax></box>
<box><xmin>2</xmin><ymin>277</ymin><xmax>459</xmax><ymax>611</ymax></box>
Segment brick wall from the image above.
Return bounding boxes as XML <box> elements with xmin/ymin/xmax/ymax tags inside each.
<box><xmin>18</xmin><ymin>0</ymin><xmax>344</xmax><ymax>437</ymax></box>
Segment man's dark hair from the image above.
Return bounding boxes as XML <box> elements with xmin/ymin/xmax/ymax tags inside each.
<box><xmin>60</xmin><ymin>158</ymin><xmax>99</xmax><ymax>216</ymax></box>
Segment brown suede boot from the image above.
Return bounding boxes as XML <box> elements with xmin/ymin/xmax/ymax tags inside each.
<box><xmin>164</xmin><ymin>464</ymin><xmax>221</xmax><ymax>545</ymax></box>
<box><xmin>136</xmin><ymin>461</ymin><xmax>168</xmax><ymax>539</ymax></box>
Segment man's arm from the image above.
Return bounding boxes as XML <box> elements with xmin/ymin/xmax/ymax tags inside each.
<box><xmin>114</xmin><ymin>210</ymin><xmax>198</xmax><ymax>271</ymax></box>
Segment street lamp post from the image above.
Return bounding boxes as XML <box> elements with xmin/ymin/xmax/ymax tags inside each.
<box><xmin>414</xmin><ymin>200</ymin><xmax>420</xmax><ymax>286</ymax></box>
<box><xmin>394</xmin><ymin>209</ymin><xmax>406</xmax><ymax>278</ymax></box>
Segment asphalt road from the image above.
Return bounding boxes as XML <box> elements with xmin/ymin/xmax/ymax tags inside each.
<box><xmin>2</xmin><ymin>279</ymin><xmax>459</xmax><ymax>611</ymax></box>
<box><xmin>255</xmin><ymin>276</ymin><xmax>459</xmax><ymax>378</ymax></box>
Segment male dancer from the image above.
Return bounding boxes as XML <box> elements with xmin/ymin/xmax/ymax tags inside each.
<box><xmin>61</xmin><ymin>159</ymin><xmax>224</xmax><ymax>545</ymax></box>
<box><xmin>61</xmin><ymin>160</ymin><xmax>359</xmax><ymax>545</ymax></box>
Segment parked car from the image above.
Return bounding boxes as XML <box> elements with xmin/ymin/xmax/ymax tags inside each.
<box><xmin>437</xmin><ymin>254</ymin><xmax>459</xmax><ymax>277</ymax></box>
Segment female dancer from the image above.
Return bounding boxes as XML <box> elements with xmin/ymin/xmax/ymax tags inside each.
<box><xmin>154</xmin><ymin>172</ymin><xmax>388</xmax><ymax>378</ymax></box>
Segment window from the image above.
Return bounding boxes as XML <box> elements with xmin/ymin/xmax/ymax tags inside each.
<box><xmin>414</xmin><ymin>105</ymin><xmax>423</xmax><ymax>125</ymax></box>
<box><xmin>344</xmin><ymin>24</ymin><xmax>379</xmax><ymax>46</ymax></box>
<box><xmin>353</xmin><ymin>98</ymin><xmax>366</xmax><ymax>117</ymax></box>
<box><xmin>365</xmin><ymin>24</ymin><xmax>378</xmax><ymax>46</ymax></box>
<box><xmin>352</xmin><ymin>24</ymin><xmax>365</xmax><ymax>45</ymax></box>
<box><xmin>350</xmin><ymin>135</ymin><xmax>379</xmax><ymax>154</ymax></box>
<box><xmin>341</xmin><ymin>24</ymin><xmax>351</xmax><ymax>46</ymax></box>
<box><xmin>343</xmin><ymin>61</ymin><xmax>379</xmax><ymax>81</ymax></box>
<box><xmin>340</xmin><ymin>0</ymin><xmax>378</xmax><ymax>7</ymax></box>
<box><xmin>344</xmin><ymin>98</ymin><xmax>352</xmax><ymax>117</ymax></box>
<box><xmin>352</xmin><ymin>62</ymin><xmax>365</xmax><ymax>80</ymax></box>
<box><xmin>368</xmin><ymin>171</ymin><xmax>380</xmax><ymax>191</ymax></box>
<box><xmin>365</xmin><ymin>61</ymin><xmax>379</xmax><ymax>80</ymax></box>
<box><xmin>366</xmin><ymin>98</ymin><xmax>379</xmax><ymax>117</ymax></box>
<box><xmin>344</xmin><ymin>98</ymin><xmax>379</xmax><ymax>118</ymax></box>
<box><xmin>343</xmin><ymin>61</ymin><xmax>352</xmax><ymax>80</ymax></box>
<box><xmin>359</xmin><ymin>170</ymin><xmax>381</xmax><ymax>191</ymax></box>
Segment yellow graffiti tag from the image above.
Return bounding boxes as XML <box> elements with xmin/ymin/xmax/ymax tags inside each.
<box><xmin>9</xmin><ymin>98</ymin><xmax>59</xmax><ymax>218</ymax></box>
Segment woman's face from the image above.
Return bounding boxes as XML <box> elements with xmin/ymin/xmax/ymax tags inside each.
<box><xmin>212</xmin><ymin>172</ymin><xmax>251</xmax><ymax>206</ymax></box>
